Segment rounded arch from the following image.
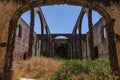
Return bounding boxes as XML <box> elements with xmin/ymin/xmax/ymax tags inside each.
<box><xmin>4</xmin><ymin>1</ymin><xmax>119</xmax><ymax>79</ymax></box>
<box><xmin>54</xmin><ymin>35</ymin><xmax>70</xmax><ymax>40</ymax></box>
<box><xmin>8</xmin><ymin>2</ymin><xmax>112</xmax><ymax>57</ymax></box>
<box><xmin>50</xmin><ymin>37</ymin><xmax>71</xmax><ymax>58</ymax></box>
<box><xmin>54</xmin><ymin>36</ymin><xmax>69</xmax><ymax>39</ymax></box>
<box><xmin>11</xmin><ymin>1</ymin><xmax>112</xmax><ymax>29</ymax></box>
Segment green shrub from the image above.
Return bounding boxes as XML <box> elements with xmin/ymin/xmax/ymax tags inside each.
<box><xmin>51</xmin><ymin>59</ymin><xmax>119</xmax><ymax>80</ymax></box>
<box><xmin>54</xmin><ymin>55</ymin><xmax>62</xmax><ymax>60</ymax></box>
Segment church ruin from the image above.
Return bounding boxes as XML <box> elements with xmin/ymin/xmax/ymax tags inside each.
<box><xmin>13</xmin><ymin>9</ymin><xmax>108</xmax><ymax>61</ymax></box>
<box><xmin>0</xmin><ymin>0</ymin><xmax>120</xmax><ymax>79</ymax></box>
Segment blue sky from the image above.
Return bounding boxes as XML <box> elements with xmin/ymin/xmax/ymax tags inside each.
<box><xmin>21</xmin><ymin>4</ymin><xmax>101</xmax><ymax>34</ymax></box>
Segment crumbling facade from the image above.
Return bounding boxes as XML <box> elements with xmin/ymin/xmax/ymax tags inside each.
<box><xmin>86</xmin><ymin>18</ymin><xmax>109</xmax><ymax>59</ymax></box>
<box><xmin>13</xmin><ymin>18</ymin><xmax>40</xmax><ymax>61</ymax></box>
<box><xmin>14</xmin><ymin>17</ymin><xmax>108</xmax><ymax>60</ymax></box>
<box><xmin>0</xmin><ymin>0</ymin><xmax>120</xmax><ymax>79</ymax></box>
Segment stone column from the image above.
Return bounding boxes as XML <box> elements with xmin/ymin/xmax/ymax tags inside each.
<box><xmin>78</xmin><ymin>26</ymin><xmax>83</xmax><ymax>60</ymax></box>
<box><xmin>88</xmin><ymin>9</ymin><xmax>94</xmax><ymax>60</ymax></box>
<box><xmin>107</xmin><ymin>19</ymin><xmax>119</xmax><ymax>75</ymax></box>
<box><xmin>0</xmin><ymin>1</ymin><xmax>19</xmax><ymax>79</ymax></box>
<box><xmin>28</xmin><ymin>8</ymin><xmax>34</xmax><ymax>59</ymax></box>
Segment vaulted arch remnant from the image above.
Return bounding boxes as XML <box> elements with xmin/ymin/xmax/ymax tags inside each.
<box><xmin>72</xmin><ymin>8</ymin><xmax>94</xmax><ymax>60</ymax></box>
<box><xmin>51</xmin><ymin>36</ymin><xmax>70</xmax><ymax>59</ymax></box>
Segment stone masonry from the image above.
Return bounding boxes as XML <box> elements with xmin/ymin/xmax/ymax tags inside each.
<box><xmin>0</xmin><ymin>0</ymin><xmax>120</xmax><ymax>79</ymax></box>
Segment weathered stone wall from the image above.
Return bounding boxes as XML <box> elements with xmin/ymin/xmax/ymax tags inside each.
<box><xmin>93</xmin><ymin>18</ymin><xmax>108</xmax><ymax>58</ymax></box>
<box><xmin>32</xmin><ymin>31</ymin><xmax>37</xmax><ymax>57</ymax></box>
<box><xmin>86</xmin><ymin>18</ymin><xmax>109</xmax><ymax>58</ymax></box>
<box><xmin>0</xmin><ymin>0</ymin><xmax>120</xmax><ymax>79</ymax></box>
<box><xmin>106</xmin><ymin>4</ymin><xmax>120</xmax><ymax>67</ymax></box>
<box><xmin>36</xmin><ymin>40</ymin><xmax>41</xmax><ymax>56</ymax></box>
<box><xmin>13</xmin><ymin>17</ymin><xmax>39</xmax><ymax>61</ymax></box>
<box><xmin>0</xmin><ymin>1</ymin><xmax>19</xmax><ymax>76</ymax></box>
<box><xmin>82</xmin><ymin>40</ymin><xmax>88</xmax><ymax>59</ymax></box>
<box><xmin>13</xmin><ymin>18</ymin><xmax>30</xmax><ymax>61</ymax></box>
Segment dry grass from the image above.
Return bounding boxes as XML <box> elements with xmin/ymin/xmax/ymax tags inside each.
<box><xmin>12</xmin><ymin>56</ymin><xmax>62</xmax><ymax>80</ymax></box>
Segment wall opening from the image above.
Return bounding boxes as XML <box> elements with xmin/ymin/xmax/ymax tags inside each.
<box><xmin>94</xmin><ymin>46</ymin><xmax>99</xmax><ymax>59</ymax></box>
<box><xmin>16</xmin><ymin>24</ymin><xmax>22</xmax><ymax>37</ymax></box>
<box><xmin>3</xmin><ymin>1</ymin><xmax>119</xmax><ymax>79</ymax></box>
<box><xmin>41</xmin><ymin>5</ymin><xmax>81</xmax><ymax>34</ymax></box>
<box><xmin>23</xmin><ymin>52</ymin><xmax>27</xmax><ymax>60</ymax></box>
<box><xmin>34</xmin><ymin>13</ymin><xmax>42</xmax><ymax>34</ymax></box>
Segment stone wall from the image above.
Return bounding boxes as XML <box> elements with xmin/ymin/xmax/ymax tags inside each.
<box><xmin>0</xmin><ymin>2</ymin><xmax>20</xmax><ymax>76</ymax></box>
<box><xmin>106</xmin><ymin>5</ymin><xmax>120</xmax><ymax>67</ymax></box>
<box><xmin>0</xmin><ymin>1</ymin><xmax>120</xmax><ymax>79</ymax></box>
<box><xmin>13</xmin><ymin>18</ymin><xmax>30</xmax><ymax>61</ymax></box>
<box><xmin>93</xmin><ymin>18</ymin><xmax>108</xmax><ymax>58</ymax></box>
<box><xmin>86</xmin><ymin>18</ymin><xmax>109</xmax><ymax>59</ymax></box>
<box><xmin>13</xmin><ymin>17</ymin><xmax>40</xmax><ymax>61</ymax></box>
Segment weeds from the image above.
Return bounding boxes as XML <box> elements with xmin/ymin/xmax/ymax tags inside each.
<box><xmin>52</xmin><ymin>59</ymin><xmax>119</xmax><ymax>80</ymax></box>
<box><xmin>13</xmin><ymin>57</ymin><xmax>119</xmax><ymax>80</ymax></box>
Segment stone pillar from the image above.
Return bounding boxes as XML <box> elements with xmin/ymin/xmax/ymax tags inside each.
<box><xmin>107</xmin><ymin>20</ymin><xmax>119</xmax><ymax>75</ymax></box>
<box><xmin>78</xmin><ymin>27</ymin><xmax>83</xmax><ymax>60</ymax></box>
<box><xmin>88</xmin><ymin>9</ymin><xmax>94</xmax><ymax>60</ymax></box>
<box><xmin>106</xmin><ymin>6</ymin><xmax>120</xmax><ymax>74</ymax></box>
<box><xmin>28</xmin><ymin>8</ymin><xmax>34</xmax><ymax>59</ymax></box>
<box><xmin>0</xmin><ymin>1</ymin><xmax>19</xmax><ymax>79</ymax></box>
<box><xmin>3</xmin><ymin>18</ymin><xmax>17</xmax><ymax>80</ymax></box>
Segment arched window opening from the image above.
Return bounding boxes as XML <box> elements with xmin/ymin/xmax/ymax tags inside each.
<box><xmin>16</xmin><ymin>24</ymin><xmax>22</xmax><ymax>37</ymax></box>
<box><xmin>21</xmin><ymin>10</ymin><xmax>30</xmax><ymax>26</ymax></box>
<box><xmin>5</xmin><ymin>1</ymin><xmax>119</xmax><ymax>79</ymax></box>
<box><xmin>81</xmin><ymin>13</ymin><xmax>88</xmax><ymax>34</ymax></box>
<box><xmin>103</xmin><ymin>28</ymin><xmax>107</xmax><ymax>39</ymax></box>
<box><xmin>92</xmin><ymin>10</ymin><xmax>102</xmax><ymax>25</ymax></box>
<box><xmin>76</xmin><ymin>28</ymin><xmax>79</xmax><ymax>34</ymax></box>
<box><xmin>53</xmin><ymin>36</ymin><xmax>69</xmax><ymax>59</ymax></box>
<box><xmin>101</xmin><ymin>27</ymin><xmax>107</xmax><ymax>42</ymax></box>
<box><xmin>54</xmin><ymin>36</ymin><xmax>69</xmax><ymax>40</ymax></box>
<box><xmin>34</xmin><ymin>13</ymin><xmax>41</xmax><ymax>34</ymax></box>
<box><xmin>41</xmin><ymin>5</ymin><xmax>81</xmax><ymax>33</ymax></box>
<box><xmin>43</xmin><ymin>28</ymin><xmax>47</xmax><ymax>34</ymax></box>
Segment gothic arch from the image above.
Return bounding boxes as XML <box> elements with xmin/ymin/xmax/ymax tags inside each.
<box><xmin>33</xmin><ymin>7</ymin><xmax>51</xmax><ymax>56</ymax></box>
<box><xmin>72</xmin><ymin>7</ymin><xmax>94</xmax><ymax>60</ymax></box>
<box><xmin>72</xmin><ymin>8</ymin><xmax>90</xmax><ymax>59</ymax></box>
